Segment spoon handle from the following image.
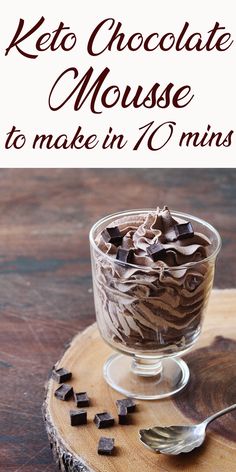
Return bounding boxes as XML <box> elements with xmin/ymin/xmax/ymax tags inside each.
<box><xmin>204</xmin><ymin>404</ymin><xmax>236</xmax><ymax>427</ymax></box>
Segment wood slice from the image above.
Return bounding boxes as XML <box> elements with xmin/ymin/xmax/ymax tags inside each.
<box><xmin>43</xmin><ymin>289</ymin><xmax>236</xmax><ymax>472</ymax></box>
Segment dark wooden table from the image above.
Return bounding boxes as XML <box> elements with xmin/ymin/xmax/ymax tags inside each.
<box><xmin>0</xmin><ymin>169</ymin><xmax>235</xmax><ymax>472</ymax></box>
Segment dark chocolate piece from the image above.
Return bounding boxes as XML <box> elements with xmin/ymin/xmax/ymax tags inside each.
<box><xmin>102</xmin><ymin>226</ymin><xmax>123</xmax><ymax>246</ymax></box>
<box><xmin>118</xmin><ymin>405</ymin><xmax>129</xmax><ymax>424</ymax></box>
<box><xmin>147</xmin><ymin>242</ymin><xmax>166</xmax><ymax>262</ymax></box>
<box><xmin>94</xmin><ymin>412</ymin><xmax>115</xmax><ymax>429</ymax></box>
<box><xmin>74</xmin><ymin>391</ymin><xmax>90</xmax><ymax>407</ymax></box>
<box><xmin>116</xmin><ymin>248</ymin><xmax>134</xmax><ymax>264</ymax></box>
<box><xmin>52</xmin><ymin>367</ymin><xmax>72</xmax><ymax>384</ymax></box>
<box><xmin>70</xmin><ymin>409</ymin><xmax>87</xmax><ymax>426</ymax></box>
<box><xmin>54</xmin><ymin>384</ymin><xmax>73</xmax><ymax>401</ymax></box>
<box><xmin>174</xmin><ymin>222</ymin><xmax>194</xmax><ymax>240</ymax></box>
<box><xmin>116</xmin><ymin>397</ymin><xmax>136</xmax><ymax>413</ymax></box>
<box><xmin>97</xmin><ymin>437</ymin><xmax>115</xmax><ymax>455</ymax></box>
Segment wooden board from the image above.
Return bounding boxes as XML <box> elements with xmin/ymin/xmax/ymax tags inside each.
<box><xmin>43</xmin><ymin>289</ymin><xmax>236</xmax><ymax>472</ymax></box>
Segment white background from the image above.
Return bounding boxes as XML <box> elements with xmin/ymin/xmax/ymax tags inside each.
<box><xmin>0</xmin><ymin>0</ymin><xmax>235</xmax><ymax>167</ymax></box>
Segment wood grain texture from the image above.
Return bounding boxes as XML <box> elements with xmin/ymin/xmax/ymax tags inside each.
<box><xmin>0</xmin><ymin>169</ymin><xmax>235</xmax><ymax>471</ymax></box>
<box><xmin>174</xmin><ymin>336</ymin><xmax>236</xmax><ymax>442</ymax></box>
<box><xmin>43</xmin><ymin>290</ymin><xmax>236</xmax><ymax>472</ymax></box>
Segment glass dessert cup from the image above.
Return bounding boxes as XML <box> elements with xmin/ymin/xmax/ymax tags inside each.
<box><xmin>89</xmin><ymin>210</ymin><xmax>221</xmax><ymax>400</ymax></box>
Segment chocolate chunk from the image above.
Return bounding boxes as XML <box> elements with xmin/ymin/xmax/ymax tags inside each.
<box><xmin>94</xmin><ymin>412</ymin><xmax>115</xmax><ymax>429</ymax></box>
<box><xmin>116</xmin><ymin>248</ymin><xmax>134</xmax><ymax>264</ymax></box>
<box><xmin>70</xmin><ymin>409</ymin><xmax>87</xmax><ymax>426</ymax></box>
<box><xmin>102</xmin><ymin>226</ymin><xmax>123</xmax><ymax>246</ymax></box>
<box><xmin>52</xmin><ymin>367</ymin><xmax>72</xmax><ymax>384</ymax></box>
<box><xmin>54</xmin><ymin>384</ymin><xmax>73</xmax><ymax>401</ymax></box>
<box><xmin>147</xmin><ymin>243</ymin><xmax>166</xmax><ymax>262</ymax></box>
<box><xmin>97</xmin><ymin>437</ymin><xmax>115</xmax><ymax>455</ymax></box>
<box><xmin>174</xmin><ymin>222</ymin><xmax>194</xmax><ymax>240</ymax></box>
<box><xmin>118</xmin><ymin>405</ymin><xmax>129</xmax><ymax>424</ymax></box>
<box><xmin>74</xmin><ymin>392</ymin><xmax>90</xmax><ymax>407</ymax></box>
<box><xmin>116</xmin><ymin>397</ymin><xmax>136</xmax><ymax>413</ymax></box>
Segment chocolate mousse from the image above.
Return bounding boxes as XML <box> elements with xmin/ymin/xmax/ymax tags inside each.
<box><xmin>93</xmin><ymin>206</ymin><xmax>214</xmax><ymax>354</ymax></box>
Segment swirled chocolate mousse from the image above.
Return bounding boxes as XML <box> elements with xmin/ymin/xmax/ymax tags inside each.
<box><xmin>93</xmin><ymin>207</ymin><xmax>214</xmax><ymax>354</ymax></box>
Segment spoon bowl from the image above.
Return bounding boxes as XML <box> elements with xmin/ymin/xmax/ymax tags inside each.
<box><xmin>140</xmin><ymin>424</ymin><xmax>206</xmax><ymax>455</ymax></box>
<box><xmin>139</xmin><ymin>403</ymin><xmax>236</xmax><ymax>455</ymax></box>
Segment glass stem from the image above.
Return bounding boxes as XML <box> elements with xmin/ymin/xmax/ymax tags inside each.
<box><xmin>131</xmin><ymin>356</ymin><xmax>163</xmax><ymax>377</ymax></box>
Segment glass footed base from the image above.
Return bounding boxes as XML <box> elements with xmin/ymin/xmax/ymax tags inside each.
<box><xmin>103</xmin><ymin>353</ymin><xmax>189</xmax><ymax>400</ymax></box>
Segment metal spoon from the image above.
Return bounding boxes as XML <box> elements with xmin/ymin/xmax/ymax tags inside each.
<box><xmin>139</xmin><ymin>403</ymin><xmax>236</xmax><ymax>455</ymax></box>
